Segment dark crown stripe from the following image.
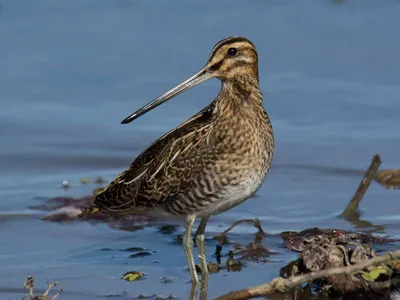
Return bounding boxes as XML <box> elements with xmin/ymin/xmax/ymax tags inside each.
<box><xmin>208</xmin><ymin>36</ymin><xmax>254</xmax><ymax>61</ymax></box>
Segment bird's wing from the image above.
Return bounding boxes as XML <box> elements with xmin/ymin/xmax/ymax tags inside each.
<box><xmin>92</xmin><ymin>103</ymin><xmax>216</xmax><ymax>213</ymax></box>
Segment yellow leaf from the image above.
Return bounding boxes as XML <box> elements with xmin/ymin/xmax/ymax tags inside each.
<box><xmin>122</xmin><ymin>271</ymin><xmax>144</xmax><ymax>282</ymax></box>
<box><xmin>360</xmin><ymin>266</ymin><xmax>388</xmax><ymax>282</ymax></box>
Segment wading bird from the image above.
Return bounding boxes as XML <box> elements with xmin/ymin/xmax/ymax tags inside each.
<box><xmin>80</xmin><ymin>36</ymin><xmax>274</xmax><ymax>286</ymax></box>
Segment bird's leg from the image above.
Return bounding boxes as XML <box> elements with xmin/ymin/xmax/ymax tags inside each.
<box><xmin>199</xmin><ymin>276</ymin><xmax>208</xmax><ymax>300</ymax></box>
<box><xmin>188</xmin><ymin>281</ymin><xmax>198</xmax><ymax>300</ymax></box>
<box><xmin>195</xmin><ymin>217</ymin><xmax>210</xmax><ymax>280</ymax></box>
<box><xmin>184</xmin><ymin>215</ymin><xmax>199</xmax><ymax>285</ymax></box>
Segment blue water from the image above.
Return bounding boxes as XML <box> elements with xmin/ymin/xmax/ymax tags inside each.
<box><xmin>1</xmin><ymin>1</ymin><xmax>400</xmax><ymax>299</ymax></box>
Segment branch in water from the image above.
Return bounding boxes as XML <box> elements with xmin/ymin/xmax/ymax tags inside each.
<box><xmin>216</xmin><ymin>250</ymin><xmax>400</xmax><ymax>300</ymax></box>
<box><xmin>341</xmin><ymin>154</ymin><xmax>382</xmax><ymax>218</ymax></box>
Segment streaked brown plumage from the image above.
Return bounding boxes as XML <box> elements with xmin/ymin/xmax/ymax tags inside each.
<box><xmin>80</xmin><ymin>36</ymin><xmax>274</xmax><ymax>288</ymax></box>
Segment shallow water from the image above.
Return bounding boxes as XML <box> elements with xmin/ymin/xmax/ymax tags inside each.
<box><xmin>1</xmin><ymin>0</ymin><xmax>400</xmax><ymax>299</ymax></box>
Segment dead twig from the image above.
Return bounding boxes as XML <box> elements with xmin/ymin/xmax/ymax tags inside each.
<box><xmin>341</xmin><ymin>154</ymin><xmax>382</xmax><ymax>218</ymax></box>
<box><xmin>22</xmin><ymin>276</ymin><xmax>63</xmax><ymax>300</ymax></box>
<box><xmin>216</xmin><ymin>250</ymin><xmax>400</xmax><ymax>300</ymax></box>
<box><xmin>213</xmin><ymin>218</ymin><xmax>266</xmax><ymax>244</ymax></box>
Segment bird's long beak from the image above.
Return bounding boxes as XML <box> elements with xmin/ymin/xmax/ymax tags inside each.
<box><xmin>121</xmin><ymin>67</ymin><xmax>213</xmax><ymax>124</ymax></box>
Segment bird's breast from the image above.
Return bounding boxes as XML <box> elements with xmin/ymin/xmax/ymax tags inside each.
<box><xmin>212</xmin><ymin>115</ymin><xmax>273</xmax><ymax>173</ymax></box>
<box><xmin>196</xmin><ymin>167</ymin><xmax>267</xmax><ymax>218</ymax></box>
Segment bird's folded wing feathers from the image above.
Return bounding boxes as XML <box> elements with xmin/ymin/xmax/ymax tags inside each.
<box><xmin>89</xmin><ymin>104</ymin><xmax>216</xmax><ymax>212</ymax></box>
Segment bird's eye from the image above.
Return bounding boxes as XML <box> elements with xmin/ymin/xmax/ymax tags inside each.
<box><xmin>227</xmin><ymin>47</ymin><xmax>238</xmax><ymax>57</ymax></box>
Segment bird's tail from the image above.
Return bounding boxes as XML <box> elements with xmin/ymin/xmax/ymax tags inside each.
<box><xmin>77</xmin><ymin>207</ymin><xmax>100</xmax><ymax>218</ymax></box>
